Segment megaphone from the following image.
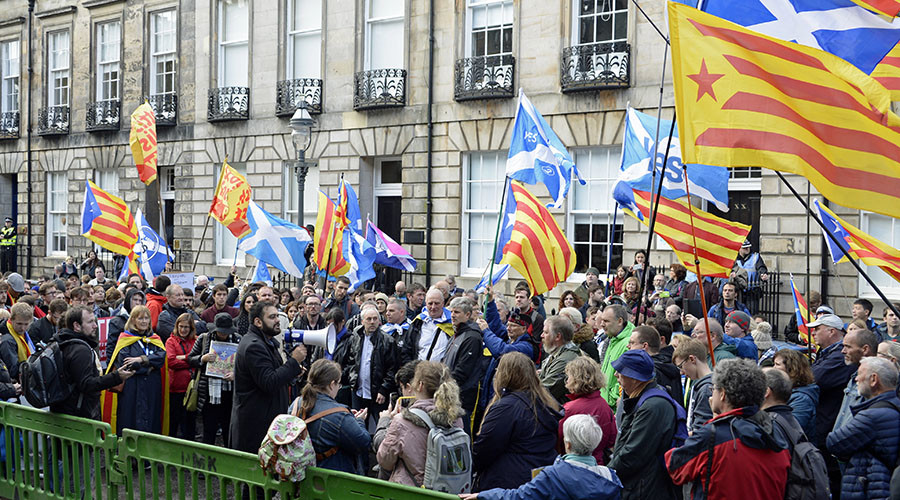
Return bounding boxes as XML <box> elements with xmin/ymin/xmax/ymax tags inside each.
<box><xmin>283</xmin><ymin>324</ymin><xmax>337</xmax><ymax>354</ymax></box>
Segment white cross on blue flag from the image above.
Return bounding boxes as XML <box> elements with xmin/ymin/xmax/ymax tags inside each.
<box><xmin>238</xmin><ymin>201</ymin><xmax>311</xmax><ymax>279</ymax></box>
<box><xmin>506</xmin><ymin>89</ymin><xmax>584</xmax><ymax>209</ymax></box>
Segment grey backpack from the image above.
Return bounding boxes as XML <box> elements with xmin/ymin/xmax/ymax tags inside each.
<box><xmin>408</xmin><ymin>408</ymin><xmax>472</xmax><ymax>494</ymax></box>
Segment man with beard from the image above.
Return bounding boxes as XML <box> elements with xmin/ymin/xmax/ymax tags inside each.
<box><xmin>229</xmin><ymin>301</ymin><xmax>307</xmax><ymax>453</ymax></box>
<box><xmin>627</xmin><ymin>325</ymin><xmax>683</xmax><ymax>405</ymax></box>
<box><xmin>28</xmin><ymin>298</ymin><xmax>68</xmax><ymax>345</ymax></box>
<box><xmin>323</xmin><ymin>277</ymin><xmax>359</xmax><ymax>320</ymax></box>
<box><xmin>538</xmin><ymin>316</ymin><xmax>582</xmax><ymax>404</ymax></box>
<box><xmin>156</xmin><ymin>284</ymin><xmax>207</xmax><ymax>342</ymax></box>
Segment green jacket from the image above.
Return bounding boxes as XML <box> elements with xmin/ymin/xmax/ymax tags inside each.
<box><xmin>708</xmin><ymin>342</ymin><xmax>737</xmax><ymax>368</ymax></box>
<box><xmin>600</xmin><ymin>321</ymin><xmax>634</xmax><ymax>411</ymax></box>
<box><xmin>539</xmin><ymin>342</ymin><xmax>582</xmax><ymax>403</ymax></box>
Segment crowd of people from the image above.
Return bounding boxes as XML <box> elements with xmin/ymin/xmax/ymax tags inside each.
<box><xmin>1</xmin><ymin>245</ymin><xmax>900</xmax><ymax>499</ymax></box>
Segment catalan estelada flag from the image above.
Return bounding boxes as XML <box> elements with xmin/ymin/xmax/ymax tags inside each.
<box><xmin>81</xmin><ymin>180</ymin><xmax>140</xmax><ymax>258</ymax></box>
<box><xmin>872</xmin><ymin>44</ymin><xmax>900</xmax><ymax>100</ymax></box>
<box><xmin>314</xmin><ymin>191</ymin><xmax>350</xmax><ymax>276</ymax></box>
<box><xmin>789</xmin><ymin>274</ymin><xmax>812</xmax><ymax>346</ymax></box>
<box><xmin>815</xmin><ymin>199</ymin><xmax>900</xmax><ymax>283</ymax></box>
<box><xmin>129</xmin><ymin>102</ymin><xmax>158</xmax><ymax>185</ymax></box>
<box><xmin>209</xmin><ymin>160</ymin><xmax>252</xmax><ymax>238</ymax></box>
<box><xmin>669</xmin><ymin>2</ymin><xmax>900</xmax><ymax>219</ymax></box>
<box><xmin>626</xmin><ymin>189</ymin><xmax>751</xmax><ymax>278</ymax></box>
<box><xmin>850</xmin><ymin>0</ymin><xmax>900</xmax><ymax>17</ymax></box>
<box><xmin>500</xmin><ymin>181</ymin><xmax>575</xmax><ymax>297</ymax></box>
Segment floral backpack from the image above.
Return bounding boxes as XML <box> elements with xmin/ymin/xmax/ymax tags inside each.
<box><xmin>258</xmin><ymin>397</ymin><xmax>350</xmax><ymax>483</ymax></box>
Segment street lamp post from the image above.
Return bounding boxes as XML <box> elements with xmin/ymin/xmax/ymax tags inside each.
<box><xmin>289</xmin><ymin>102</ymin><xmax>316</xmax><ymax>284</ymax></box>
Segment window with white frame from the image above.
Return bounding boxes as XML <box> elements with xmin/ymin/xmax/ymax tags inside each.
<box><xmin>574</xmin><ymin>0</ymin><xmax>627</xmax><ymax>45</ymax></box>
<box><xmin>282</xmin><ymin>163</ymin><xmax>319</xmax><ymax>227</ymax></box>
<box><xmin>365</xmin><ymin>0</ymin><xmax>404</xmax><ymax>70</ymax></box>
<box><xmin>859</xmin><ymin>212</ymin><xmax>900</xmax><ymax>299</ymax></box>
<box><xmin>462</xmin><ymin>152</ymin><xmax>506</xmax><ymax>275</ymax></box>
<box><xmin>94</xmin><ymin>168</ymin><xmax>119</xmax><ymax>198</ymax></box>
<box><xmin>160</xmin><ymin>165</ymin><xmax>176</xmax><ymax>198</ymax></box>
<box><xmin>1</xmin><ymin>40</ymin><xmax>19</xmax><ymax>113</ymax></box>
<box><xmin>287</xmin><ymin>0</ymin><xmax>322</xmax><ymax>79</ymax></box>
<box><xmin>568</xmin><ymin>147</ymin><xmax>623</xmax><ymax>276</ymax></box>
<box><xmin>47</xmin><ymin>172</ymin><xmax>67</xmax><ymax>255</ymax></box>
<box><xmin>215</xmin><ymin>162</ymin><xmax>247</xmax><ymax>265</ymax></box>
<box><xmin>150</xmin><ymin>10</ymin><xmax>177</xmax><ymax>96</ymax></box>
<box><xmin>95</xmin><ymin>21</ymin><xmax>121</xmax><ymax>102</ymax></box>
<box><xmin>467</xmin><ymin>0</ymin><xmax>513</xmax><ymax>57</ymax></box>
<box><xmin>47</xmin><ymin>30</ymin><xmax>70</xmax><ymax>107</ymax></box>
<box><xmin>218</xmin><ymin>0</ymin><xmax>249</xmax><ymax>87</ymax></box>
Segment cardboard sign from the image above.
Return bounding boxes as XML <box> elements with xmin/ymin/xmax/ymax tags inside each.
<box><xmin>163</xmin><ymin>272</ymin><xmax>195</xmax><ymax>292</ymax></box>
<box><xmin>97</xmin><ymin>316</ymin><xmax>113</xmax><ymax>363</ymax></box>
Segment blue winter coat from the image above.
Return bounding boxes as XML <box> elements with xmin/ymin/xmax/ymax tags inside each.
<box><xmin>474</xmin><ymin>390</ymin><xmax>560</xmax><ymax>492</ymax></box>
<box><xmin>477</xmin><ymin>455</ymin><xmax>622</xmax><ymax>500</ymax></box>
<box><xmin>305</xmin><ymin>393</ymin><xmax>372</xmax><ymax>475</ymax></box>
<box><xmin>811</xmin><ymin>341</ymin><xmax>856</xmax><ymax>449</ymax></box>
<box><xmin>479</xmin><ymin>300</ymin><xmax>535</xmax><ymax>408</ymax></box>
<box><xmin>788</xmin><ymin>384</ymin><xmax>819</xmax><ymax>442</ymax></box>
<box><xmin>826</xmin><ymin>392</ymin><xmax>900</xmax><ymax>500</ymax></box>
<box><xmin>722</xmin><ymin>333</ymin><xmax>757</xmax><ymax>360</ymax></box>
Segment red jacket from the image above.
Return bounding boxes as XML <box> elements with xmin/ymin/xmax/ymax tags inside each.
<box><xmin>166</xmin><ymin>335</ymin><xmax>196</xmax><ymax>393</ymax></box>
<box><xmin>146</xmin><ymin>291</ymin><xmax>167</xmax><ymax>330</ymax></box>
<box><xmin>559</xmin><ymin>390</ymin><xmax>617</xmax><ymax>464</ymax></box>
<box><xmin>665</xmin><ymin>406</ymin><xmax>790</xmax><ymax>500</ymax></box>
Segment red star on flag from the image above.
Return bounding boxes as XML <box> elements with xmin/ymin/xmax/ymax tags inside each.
<box><xmin>687</xmin><ymin>59</ymin><xmax>725</xmax><ymax>102</ymax></box>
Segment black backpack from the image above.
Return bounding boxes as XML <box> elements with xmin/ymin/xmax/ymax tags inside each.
<box><xmin>20</xmin><ymin>339</ymin><xmax>88</xmax><ymax>408</ymax></box>
<box><xmin>770</xmin><ymin>413</ymin><xmax>830</xmax><ymax>500</ymax></box>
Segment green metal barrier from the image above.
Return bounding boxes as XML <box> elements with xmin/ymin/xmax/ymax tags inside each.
<box><xmin>0</xmin><ymin>402</ymin><xmax>460</xmax><ymax>500</ymax></box>
<box><xmin>0</xmin><ymin>401</ymin><xmax>118</xmax><ymax>499</ymax></box>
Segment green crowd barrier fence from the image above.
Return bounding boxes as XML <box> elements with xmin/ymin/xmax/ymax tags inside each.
<box><xmin>0</xmin><ymin>402</ymin><xmax>457</xmax><ymax>500</ymax></box>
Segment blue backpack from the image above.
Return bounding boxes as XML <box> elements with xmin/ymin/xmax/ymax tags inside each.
<box><xmin>637</xmin><ymin>386</ymin><xmax>690</xmax><ymax>449</ymax></box>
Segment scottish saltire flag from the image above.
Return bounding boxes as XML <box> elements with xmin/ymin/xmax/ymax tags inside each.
<box><xmin>133</xmin><ymin>209</ymin><xmax>174</xmax><ymax>281</ymax></box>
<box><xmin>506</xmin><ymin>90</ymin><xmax>584</xmax><ymax>209</ymax></box>
<box><xmin>475</xmin><ymin>264</ymin><xmax>510</xmax><ymax>294</ymax></box>
<box><xmin>237</xmin><ymin>201</ymin><xmax>312</xmax><ymax>279</ymax></box>
<box><xmin>343</xmin><ymin>228</ymin><xmax>376</xmax><ymax>291</ymax></box>
<box><xmin>493</xmin><ymin>182</ymin><xmax>517</xmax><ymax>265</ymax></box>
<box><xmin>366</xmin><ymin>220</ymin><xmax>417</xmax><ymax>272</ymax></box>
<box><xmin>613</xmin><ymin>108</ymin><xmax>729</xmax><ymax>220</ymax></box>
<box><xmin>696</xmin><ymin>0</ymin><xmax>900</xmax><ymax>75</ymax></box>
<box><xmin>252</xmin><ymin>260</ymin><xmax>273</xmax><ymax>286</ymax></box>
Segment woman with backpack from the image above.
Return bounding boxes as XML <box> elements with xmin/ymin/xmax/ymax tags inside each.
<box><xmin>376</xmin><ymin>361</ymin><xmax>465</xmax><ymax>487</ymax></box>
<box><xmin>297</xmin><ymin>359</ymin><xmax>371</xmax><ymax>474</ymax></box>
<box><xmin>166</xmin><ymin>313</ymin><xmax>197</xmax><ymax>440</ymax></box>
<box><xmin>473</xmin><ymin>352</ymin><xmax>561</xmax><ymax>492</ymax></box>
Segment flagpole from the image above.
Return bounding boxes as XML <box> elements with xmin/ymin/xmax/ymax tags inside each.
<box><xmin>681</xmin><ymin>163</ymin><xmax>717</xmax><ymax>367</ymax></box>
<box><xmin>192</xmin><ymin>215</ymin><xmax>212</xmax><ymax>273</ymax></box>
<box><xmin>156</xmin><ymin>180</ymin><xmax>168</xmax><ymax>251</ymax></box>
<box><xmin>805</xmin><ymin>180</ymin><xmax>813</xmax><ymax>361</ymax></box>
<box><xmin>606</xmin><ymin>203</ymin><xmax>619</xmax><ymax>292</ymax></box>
<box><xmin>637</xmin><ymin>115</ymin><xmax>677</xmax><ymax>325</ymax></box>
<box><xmin>776</xmin><ymin>172</ymin><xmax>900</xmax><ymax>320</ymax></box>
<box><xmin>194</xmin><ymin>158</ymin><xmax>229</xmax><ymax>273</ymax></box>
<box><xmin>485</xmin><ymin>176</ymin><xmax>511</xmax><ymax>313</ymax></box>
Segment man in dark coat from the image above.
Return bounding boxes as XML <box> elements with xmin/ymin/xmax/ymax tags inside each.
<box><xmin>53</xmin><ymin>305</ymin><xmax>134</xmax><ymax>419</ymax></box>
<box><xmin>28</xmin><ymin>298</ymin><xmax>67</xmax><ymax>346</ymax></box>
<box><xmin>156</xmin><ymin>284</ymin><xmax>208</xmax><ymax>342</ymax></box>
<box><xmin>444</xmin><ymin>297</ymin><xmax>486</xmax><ymax>428</ymax></box>
<box><xmin>608</xmin><ymin>349</ymin><xmax>679</xmax><ymax>500</ymax></box>
<box><xmin>323</xmin><ymin>276</ymin><xmax>359</xmax><ymax>320</ymax></box>
<box><xmin>348</xmin><ymin>306</ymin><xmax>396</xmax><ymax>430</ymax></box>
<box><xmin>627</xmin><ymin>325</ymin><xmax>683</xmax><ymax>405</ymax></box>
<box><xmin>229</xmin><ymin>302</ymin><xmax>306</xmax><ymax>453</ymax></box>
<box><xmin>293</xmin><ymin>294</ymin><xmax>326</xmax><ymax>330</ymax></box>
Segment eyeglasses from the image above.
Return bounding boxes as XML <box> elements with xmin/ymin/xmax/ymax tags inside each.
<box><xmin>675</xmin><ymin>358</ymin><xmax>687</xmax><ymax>371</ymax></box>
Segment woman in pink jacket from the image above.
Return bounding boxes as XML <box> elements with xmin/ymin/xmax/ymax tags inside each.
<box><xmin>376</xmin><ymin>361</ymin><xmax>464</xmax><ymax>487</ymax></box>
<box><xmin>558</xmin><ymin>356</ymin><xmax>617</xmax><ymax>464</ymax></box>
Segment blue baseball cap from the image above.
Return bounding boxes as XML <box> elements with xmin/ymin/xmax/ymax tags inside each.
<box><xmin>611</xmin><ymin>349</ymin><xmax>656</xmax><ymax>382</ymax></box>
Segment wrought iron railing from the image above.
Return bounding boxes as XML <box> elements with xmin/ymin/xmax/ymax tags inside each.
<box><xmin>208</xmin><ymin>86</ymin><xmax>250</xmax><ymax>122</ymax></box>
<box><xmin>0</xmin><ymin>111</ymin><xmax>19</xmax><ymax>139</ymax></box>
<box><xmin>560</xmin><ymin>41</ymin><xmax>630</xmax><ymax>92</ymax></box>
<box><xmin>86</xmin><ymin>100</ymin><xmax>121</xmax><ymax>132</ymax></box>
<box><xmin>275</xmin><ymin>78</ymin><xmax>323</xmax><ymax>116</ymax></box>
<box><xmin>454</xmin><ymin>54</ymin><xmax>515</xmax><ymax>101</ymax></box>
<box><xmin>354</xmin><ymin>69</ymin><xmax>406</xmax><ymax>110</ymax></box>
<box><xmin>37</xmin><ymin>105</ymin><xmax>69</xmax><ymax>135</ymax></box>
<box><xmin>147</xmin><ymin>93</ymin><xmax>178</xmax><ymax>126</ymax></box>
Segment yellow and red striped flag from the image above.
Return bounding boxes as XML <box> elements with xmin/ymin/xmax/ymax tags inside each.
<box><xmin>129</xmin><ymin>102</ymin><xmax>158</xmax><ymax>185</ymax></box>
<box><xmin>815</xmin><ymin>199</ymin><xmax>900</xmax><ymax>283</ymax></box>
<box><xmin>626</xmin><ymin>189</ymin><xmax>751</xmax><ymax>278</ymax></box>
<box><xmin>850</xmin><ymin>0</ymin><xmax>900</xmax><ymax>17</ymax></box>
<box><xmin>81</xmin><ymin>180</ymin><xmax>140</xmax><ymax>269</ymax></box>
<box><xmin>872</xmin><ymin>44</ymin><xmax>900</xmax><ymax>100</ymax></box>
<box><xmin>209</xmin><ymin>160</ymin><xmax>252</xmax><ymax>239</ymax></box>
<box><xmin>669</xmin><ymin>2</ymin><xmax>900</xmax><ymax>219</ymax></box>
<box><xmin>314</xmin><ymin>191</ymin><xmax>351</xmax><ymax>276</ymax></box>
<box><xmin>789</xmin><ymin>274</ymin><xmax>812</xmax><ymax>347</ymax></box>
<box><xmin>501</xmin><ymin>181</ymin><xmax>575</xmax><ymax>297</ymax></box>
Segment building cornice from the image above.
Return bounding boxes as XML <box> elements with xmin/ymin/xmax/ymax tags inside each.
<box><xmin>0</xmin><ymin>17</ymin><xmax>25</xmax><ymax>29</ymax></box>
<box><xmin>35</xmin><ymin>6</ymin><xmax>77</xmax><ymax>19</ymax></box>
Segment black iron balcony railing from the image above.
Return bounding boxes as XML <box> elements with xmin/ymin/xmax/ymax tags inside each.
<box><xmin>354</xmin><ymin>69</ymin><xmax>406</xmax><ymax>111</ymax></box>
<box><xmin>208</xmin><ymin>86</ymin><xmax>250</xmax><ymax>122</ymax></box>
<box><xmin>148</xmin><ymin>94</ymin><xmax>178</xmax><ymax>126</ymax></box>
<box><xmin>560</xmin><ymin>41</ymin><xmax>631</xmax><ymax>93</ymax></box>
<box><xmin>276</xmin><ymin>78</ymin><xmax>323</xmax><ymax>117</ymax></box>
<box><xmin>37</xmin><ymin>105</ymin><xmax>69</xmax><ymax>135</ymax></box>
<box><xmin>454</xmin><ymin>54</ymin><xmax>516</xmax><ymax>101</ymax></box>
<box><xmin>86</xmin><ymin>100</ymin><xmax>121</xmax><ymax>132</ymax></box>
<box><xmin>0</xmin><ymin>111</ymin><xmax>19</xmax><ymax>139</ymax></box>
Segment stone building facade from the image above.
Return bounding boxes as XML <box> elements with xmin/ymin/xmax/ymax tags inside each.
<box><xmin>0</xmin><ymin>0</ymin><xmax>892</xmax><ymax>328</ymax></box>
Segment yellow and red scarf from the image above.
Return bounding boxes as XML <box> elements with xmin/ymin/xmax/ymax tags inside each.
<box><xmin>7</xmin><ymin>321</ymin><xmax>33</xmax><ymax>363</ymax></box>
<box><xmin>101</xmin><ymin>331</ymin><xmax>170</xmax><ymax>435</ymax></box>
